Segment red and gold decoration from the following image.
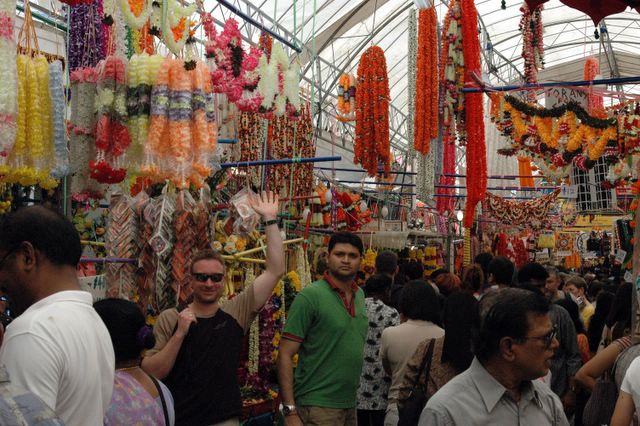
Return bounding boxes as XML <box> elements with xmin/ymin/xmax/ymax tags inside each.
<box><xmin>413</xmin><ymin>6</ymin><xmax>438</xmax><ymax>155</ymax></box>
<box><xmin>520</xmin><ymin>2</ymin><xmax>544</xmax><ymax>89</ymax></box>
<box><xmin>584</xmin><ymin>57</ymin><xmax>604</xmax><ymax>115</ymax></box>
<box><xmin>354</xmin><ymin>46</ymin><xmax>391</xmax><ymax>177</ymax></box>
<box><xmin>490</xmin><ymin>93</ymin><xmax>619</xmax><ymax>179</ymax></box>
<box><xmin>484</xmin><ymin>189</ymin><xmax>560</xmax><ymax>227</ymax></box>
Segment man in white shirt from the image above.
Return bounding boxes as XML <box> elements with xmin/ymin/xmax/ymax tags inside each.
<box><xmin>0</xmin><ymin>206</ymin><xmax>115</xmax><ymax>426</ymax></box>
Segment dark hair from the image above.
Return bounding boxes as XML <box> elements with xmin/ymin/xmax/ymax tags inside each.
<box><xmin>190</xmin><ymin>249</ymin><xmax>225</xmax><ymax>273</ymax></box>
<box><xmin>94</xmin><ymin>298</ymin><xmax>155</xmax><ymax>363</ymax></box>
<box><xmin>517</xmin><ymin>262</ymin><xmax>549</xmax><ymax>286</ymax></box>
<box><xmin>404</xmin><ymin>262</ymin><xmax>425</xmax><ymax>280</ymax></box>
<box><xmin>434</xmin><ymin>273</ymin><xmax>461</xmax><ymax>297</ymax></box>
<box><xmin>606</xmin><ymin>282</ymin><xmax>632</xmax><ymax>329</ymax></box>
<box><xmin>554</xmin><ymin>297</ymin><xmax>585</xmax><ymax>335</ymax></box>
<box><xmin>474</xmin><ymin>288</ymin><xmax>550</xmax><ymax>362</ymax></box>
<box><xmin>474</xmin><ymin>253</ymin><xmax>493</xmax><ymax>278</ymax></box>
<box><xmin>587</xmin><ymin>280</ymin><xmax>605</xmax><ymax>301</ymax></box>
<box><xmin>399</xmin><ymin>280</ymin><xmax>441</xmax><ymax>323</ymax></box>
<box><xmin>488</xmin><ymin>256</ymin><xmax>514</xmax><ymax>287</ymax></box>
<box><xmin>375</xmin><ymin>251</ymin><xmax>398</xmax><ymax>276</ymax></box>
<box><xmin>429</xmin><ymin>268</ymin><xmax>448</xmax><ymax>281</ymax></box>
<box><xmin>328</xmin><ymin>232</ymin><xmax>364</xmax><ymax>255</ymax></box>
<box><xmin>461</xmin><ymin>265</ymin><xmax>484</xmax><ymax>294</ymax></box>
<box><xmin>587</xmin><ymin>291</ymin><xmax>614</xmax><ymax>352</ymax></box>
<box><xmin>316</xmin><ymin>258</ymin><xmax>328</xmax><ymax>276</ymax></box>
<box><xmin>442</xmin><ymin>291</ymin><xmax>479</xmax><ymax>373</ymax></box>
<box><xmin>363</xmin><ymin>274</ymin><xmax>392</xmax><ymax>297</ymax></box>
<box><xmin>0</xmin><ymin>205</ymin><xmax>82</xmax><ymax>267</ymax></box>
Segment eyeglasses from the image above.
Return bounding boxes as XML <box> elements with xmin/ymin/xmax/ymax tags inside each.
<box><xmin>519</xmin><ymin>324</ymin><xmax>558</xmax><ymax>348</ymax></box>
<box><xmin>193</xmin><ymin>273</ymin><xmax>224</xmax><ymax>283</ymax></box>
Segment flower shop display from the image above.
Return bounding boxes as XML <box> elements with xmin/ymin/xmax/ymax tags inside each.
<box><xmin>0</xmin><ymin>0</ymin><xmax>17</xmax><ymax>161</ymax></box>
<box><xmin>354</xmin><ymin>46</ymin><xmax>391</xmax><ymax>177</ymax></box>
<box><xmin>336</xmin><ymin>73</ymin><xmax>356</xmax><ymax>122</ymax></box>
<box><xmin>484</xmin><ymin>189</ymin><xmax>560</xmax><ymax>227</ymax></box>
<box><xmin>413</xmin><ymin>5</ymin><xmax>438</xmax><ymax>155</ymax></box>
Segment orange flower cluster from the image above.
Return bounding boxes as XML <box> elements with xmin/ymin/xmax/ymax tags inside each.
<box><xmin>414</xmin><ymin>6</ymin><xmax>438</xmax><ymax>155</ymax></box>
<box><xmin>461</xmin><ymin>0</ymin><xmax>486</xmax><ymax>228</ymax></box>
<box><xmin>355</xmin><ymin>46</ymin><xmax>391</xmax><ymax>177</ymax></box>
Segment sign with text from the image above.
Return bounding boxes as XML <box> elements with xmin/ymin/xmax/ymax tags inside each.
<box><xmin>560</xmin><ymin>185</ymin><xmax>578</xmax><ymax>199</ymax></box>
<box><xmin>544</xmin><ymin>87</ymin><xmax>588</xmax><ymax>110</ymax></box>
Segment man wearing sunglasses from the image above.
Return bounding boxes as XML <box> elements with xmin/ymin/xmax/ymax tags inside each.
<box><xmin>420</xmin><ymin>288</ymin><xmax>569</xmax><ymax>425</ymax></box>
<box><xmin>142</xmin><ymin>190</ymin><xmax>285</xmax><ymax>426</ymax></box>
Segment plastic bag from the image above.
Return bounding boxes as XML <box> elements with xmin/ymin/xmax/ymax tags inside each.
<box><xmin>230</xmin><ymin>187</ymin><xmax>260</xmax><ymax>235</ymax></box>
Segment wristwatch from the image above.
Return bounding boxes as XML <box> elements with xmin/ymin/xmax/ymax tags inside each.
<box><xmin>263</xmin><ymin>218</ymin><xmax>279</xmax><ymax>227</ymax></box>
<box><xmin>280</xmin><ymin>404</ymin><xmax>297</xmax><ymax>416</ymax></box>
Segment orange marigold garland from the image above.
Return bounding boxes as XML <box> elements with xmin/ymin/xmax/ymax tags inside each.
<box><xmin>355</xmin><ymin>46</ymin><xmax>390</xmax><ymax>177</ymax></box>
<box><xmin>461</xmin><ymin>0</ymin><xmax>486</xmax><ymax>228</ymax></box>
<box><xmin>414</xmin><ymin>6</ymin><xmax>438</xmax><ymax>155</ymax></box>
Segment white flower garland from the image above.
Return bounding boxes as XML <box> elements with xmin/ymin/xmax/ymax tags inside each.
<box><xmin>0</xmin><ymin>0</ymin><xmax>17</xmax><ymax>161</ymax></box>
<box><xmin>160</xmin><ymin>0</ymin><xmax>193</xmax><ymax>56</ymax></box>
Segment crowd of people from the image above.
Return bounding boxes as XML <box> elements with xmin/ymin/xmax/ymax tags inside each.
<box><xmin>0</xmin><ymin>202</ymin><xmax>637</xmax><ymax>426</ymax></box>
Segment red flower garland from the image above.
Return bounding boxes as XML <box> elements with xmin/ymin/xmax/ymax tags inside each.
<box><xmin>584</xmin><ymin>57</ymin><xmax>604</xmax><ymax>115</ymax></box>
<box><xmin>414</xmin><ymin>6</ymin><xmax>438</xmax><ymax>155</ymax></box>
<box><xmin>355</xmin><ymin>46</ymin><xmax>391</xmax><ymax>177</ymax></box>
<box><xmin>461</xmin><ymin>0</ymin><xmax>486</xmax><ymax>228</ymax></box>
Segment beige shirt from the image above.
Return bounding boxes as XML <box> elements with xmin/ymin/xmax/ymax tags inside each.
<box><xmin>380</xmin><ymin>320</ymin><xmax>445</xmax><ymax>402</ymax></box>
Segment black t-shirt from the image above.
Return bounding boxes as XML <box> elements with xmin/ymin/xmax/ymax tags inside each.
<box><xmin>163</xmin><ymin>309</ymin><xmax>245</xmax><ymax>425</ymax></box>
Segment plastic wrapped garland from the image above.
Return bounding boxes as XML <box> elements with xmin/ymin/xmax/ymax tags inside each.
<box><xmin>0</xmin><ymin>0</ymin><xmax>17</xmax><ymax>162</ymax></box>
<box><xmin>91</xmin><ymin>56</ymin><xmax>130</xmax><ymax>184</ymax></box>
<box><xmin>49</xmin><ymin>61</ymin><xmax>69</xmax><ymax>178</ymax></box>
<box><xmin>160</xmin><ymin>0</ymin><xmax>196</xmax><ymax>56</ymax></box>
<box><xmin>145</xmin><ymin>58</ymin><xmax>217</xmax><ymax>188</ymax></box>
<box><xmin>126</xmin><ymin>53</ymin><xmax>164</xmax><ymax>173</ymax></box>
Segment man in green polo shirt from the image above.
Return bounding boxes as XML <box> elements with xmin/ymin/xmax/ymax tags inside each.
<box><xmin>278</xmin><ymin>232</ymin><xmax>368</xmax><ymax>426</ymax></box>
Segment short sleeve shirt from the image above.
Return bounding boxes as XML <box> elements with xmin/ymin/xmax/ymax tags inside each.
<box><xmin>357</xmin><ymin>298</ymin><xmax>399</xmax><ymax>410</ymax></box>
<box><xmin>148</xmin><ymin>285</ymin><xmax>256</xmax><ymax>425</ymax></box>
<box><xmin>620</xmin><ymin>354</ymin><xmax>640</xmax><ymax>420</ymax></box>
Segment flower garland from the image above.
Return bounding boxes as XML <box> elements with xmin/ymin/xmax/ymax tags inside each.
<box><xmin>461</xmin><ymin>0</ymin><xmax>486</xmax><ymax>228</ymax></box>
<box><xmin>0</xmin><ymin>0</ymin><xmax>17</xmax><ymax>162</ymax></box>
<box><xmin>145</xmin><ymin>58</ymin><xmax>217</xmax><ymax>188</ymax></box>
<box><xmin>440</xmin><ymin>0</ymin><xmax>465</xmax><ymax>147</ymax></box>
<box><xmin>160</xmin><ymin>0</ymin><xmax>196</xmax><ymax>56</ymax></box>
<box><xmin>69</xmin><ymin>1</ymin><xmax>105</xmax><ymax>72</ymax></box>
<box><xmin>491</xmin><ymin>93</ymin><xmax>620</xmax><ymax>175</ymax></box>
<box><xmin>118</xmin><ymin>0</ymin><xmax>154</xmax><ymax>29</ymax></box>
<box><xmin>202</xmin><ymin>16</ymin><xmax>263</xmax><ymax>112</ymax></box>
<box><xmin>126</xmin><ymin>53</ymin><xmax>164</xmax><ymax>175</ymax></box>
<box><xmin>49</xmin><ymin>60</ymin><xmax>69</xmax><ymax>178</ymax></box>
<box><xmin>354</xmin><ymin>46</ymin><xmax>391</xmax><ymax>177</ymax></box>
<box><xmin>254</xmin><ymin>42</ymin><xmax>301</xmax><ymax>120</ymax></box>
<box><xmin>519</xmin><ymin>3</ymin><xmax>544</xmax><ymax>87</ymax></box>
<box><xmin>414</xmin><ymin>5</ymin><xmax>438</xmax><ymax>155</ymax></box>
<box><xmin>484</xmin><ymin>189</ymin><xmax>560</xmax><ymax>226</ymax></box>
<box><xmin>584</xmin><ymin>57</ymin><xmax>604</xmax><ymax>115</ymax></box>
<box><xmin>92</xmin><ymin>56</ymin><xmax>130</xmax><ymax>184</ymax></box>
<box><xmin>337</xmin><ymin>73</ymin><xmax>356</xmax><ymax>122</ymax></box>
<box><xmin>3</xmin><ymin>56</ymin><xmax>56</xmax><ymax>189</ymax></box>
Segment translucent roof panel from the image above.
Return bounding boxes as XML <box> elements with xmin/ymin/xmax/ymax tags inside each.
<box><xmin>200</xmin><ymin>0</ymin><xmax>640</xmax><ymax>143</ymax></box>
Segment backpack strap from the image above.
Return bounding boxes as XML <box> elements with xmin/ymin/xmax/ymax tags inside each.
<box><xmin>149</xmin><ymin>374</ymin><xmax>170</xmax><ymax>426</ymax></box>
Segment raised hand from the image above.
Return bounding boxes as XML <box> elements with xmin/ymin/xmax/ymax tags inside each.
<box><xmin>250</xmin><ymin>190</ymin><xmax>279</xmax><ymax>221</ymax></box>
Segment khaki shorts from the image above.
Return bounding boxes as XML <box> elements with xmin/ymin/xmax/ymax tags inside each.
<box><xmin>297</xmin><ymin>405</ymin><xmax>357</xmax><ymax>426</ymax></box>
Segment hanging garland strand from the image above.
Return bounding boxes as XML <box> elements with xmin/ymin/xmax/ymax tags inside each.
<box><xmin>354</xmin><ymin>46</ymin><xmax>391</xmax><ymax>177</ymax></box>
<box><xmin>414</xmin><ymin>5</ymin><xmax>438</xmax><ymax>155</ymax></box>
<box><xmin>461</xmin><ymin>0</ymin><xmax>486</xmax><ymax>228</ymax></box>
